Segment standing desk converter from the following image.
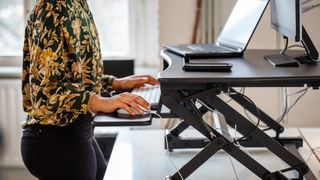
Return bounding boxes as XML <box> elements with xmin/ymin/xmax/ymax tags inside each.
<box><xmin>158</xmin><ymin>49</ymin><xmax>320</xmax><ymax>180</ymax></box>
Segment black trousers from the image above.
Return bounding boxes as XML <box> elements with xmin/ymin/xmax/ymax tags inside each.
<box><xmin>21</xmin><ymin>114</ymin><xmax>106</xmax><ymax>180</ymax></box>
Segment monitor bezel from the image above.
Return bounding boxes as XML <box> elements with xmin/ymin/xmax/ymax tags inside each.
<box><xmin>270</xmin><ymin>0</ymin><xmax>302</xmax><ymax>42</ymax></box>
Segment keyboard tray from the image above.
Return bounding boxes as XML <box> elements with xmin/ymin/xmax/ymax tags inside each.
<box><xmin>93</xmin><ymin>112</ymin><xmax>153</xmax><ymax>126</ymax></box>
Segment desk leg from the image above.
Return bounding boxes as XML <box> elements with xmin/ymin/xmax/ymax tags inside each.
<box><xmin>169</xmin><ymin>137</ymin><xmax>224</xmax><ymax>180</ymax></box>
<box><xmin>201</xmin><ymin>96</ymin><xmax>309</xmax><ymax>178</ymax></box>
<box><xmin>168</xmin><ymin>136</ymin><xmax>277</xmax><ymax>180</ymax></box>
<box><xmin>161</xmin><ymin>92</ymin><xmax>214</xmax><ymax>140</ymax></box>
<box><xmin>286</xmin><ymin>144</ymin><xmax>317</xmax><ymax>180</ymax></box>
<box><xmin>164</xmin><ymin>121</ymin><xmax>211</xmax><ymax>151</ymax></box>
<box><xmin>162</xmin><ymin>92</ymin><xmax>276</xmax><ymax>179</ymax></box>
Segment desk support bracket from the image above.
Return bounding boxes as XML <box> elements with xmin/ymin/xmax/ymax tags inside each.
<box><xmin>161</xmin><ymin>87</ymin><xmax>312</xmax><ymax>179</ymax></box>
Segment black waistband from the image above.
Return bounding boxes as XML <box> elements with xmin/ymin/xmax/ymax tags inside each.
<box><xmin>25</xmin><ymin>114</ymin><xmax>94</xmax><ymax>132</ymax></box>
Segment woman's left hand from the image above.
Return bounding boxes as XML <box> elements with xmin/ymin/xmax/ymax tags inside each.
<box><xmin>111</xmin><ymin>75</ymin><xmax>159</xmax><ymax>91</ymax></box>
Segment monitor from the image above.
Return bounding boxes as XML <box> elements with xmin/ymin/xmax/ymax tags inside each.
<box><xmin>265</xmin><ymin>0</ymin><xmax>319</xmax><ymax>67</ymax></box>
<box><xmin>270</xmin><ymin>0</ymin><xmax>302</xmax><ymax>42</ymax></box>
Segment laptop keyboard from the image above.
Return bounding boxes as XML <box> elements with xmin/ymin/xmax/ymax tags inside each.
<box><xmin>131</xmin><ymin>85</ymin><xmax>161</xmax><ymax>109</ymax></box>
<box><xmin>187</xmin><ymin>44</ymin><xmax>233</xmax><ymax>53</ymax></box>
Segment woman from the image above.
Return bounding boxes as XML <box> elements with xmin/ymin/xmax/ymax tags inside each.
<box><xmin>21</xmin><ymin>0</ymin><xmax>158</xmax><ymax>180</ymax></box>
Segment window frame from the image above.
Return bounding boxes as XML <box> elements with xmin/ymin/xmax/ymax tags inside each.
<box><xmin>0</xmin><ymin>0</ymin><xmax>160</xmax><ymax>67</ymax></box>
<box><xmin>0</xmin><ymin>0</ymin><xmax>30</xmax><ymax>66</ymax></box>
<box><xmin>112</xmin><ymin>0</ymin><xmax>160</xmax><ymax>67</ymax></box>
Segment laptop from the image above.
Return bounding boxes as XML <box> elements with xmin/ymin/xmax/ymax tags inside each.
<box><xmin>164</xmin><ymin>0</ymin><xmax>270</xmax><ymax>58</ymax></box>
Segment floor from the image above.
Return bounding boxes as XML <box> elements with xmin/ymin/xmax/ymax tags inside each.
<box><xmin>0</xmin><ymin>167</ymin><xmax>36</xmax><ymax>180</ymax></box>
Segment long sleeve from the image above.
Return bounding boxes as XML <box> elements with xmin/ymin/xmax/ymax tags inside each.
<box><xmin>101</xmin><ymin>75</ymin><xmax>116</xmax><ymax>92</ymax></box>
<box><xmin>22</xmin><ymin>0</ymin><xmax>104</xmax><ymax>126</ymax></box>
<box><xmin>22</xmin><ymin>25</ymin><xmax>32</xmax><ymax>114</ymax></box>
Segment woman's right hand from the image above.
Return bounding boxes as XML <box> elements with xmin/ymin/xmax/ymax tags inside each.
<box><xmin>89</xmin><ymin>93</ymin><xmax>150</xmax><ymax>115</ymax></box>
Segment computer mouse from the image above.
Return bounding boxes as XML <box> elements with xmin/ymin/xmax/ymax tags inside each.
<box><xmin>116</xmin><ymin>107</ymin><xmax>151</xmax><ymax>115</ymax></box>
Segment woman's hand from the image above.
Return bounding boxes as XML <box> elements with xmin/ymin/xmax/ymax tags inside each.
<box><xmin>89</xmin><ymin>93</ymin><xmax>150</xmax><ymax>115</ymax></box>
<box><xmin>112</xmin><ymin>75</ymin><xmax>159</xmax><ymax>91</ymax></box>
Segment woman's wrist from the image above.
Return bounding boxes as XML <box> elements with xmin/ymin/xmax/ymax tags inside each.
<box><xmin>111</xmin><ymin>78</ymin><xmax>121</xmax><ymax>90</ymax></box>
<box><xmin>88</xmin><ymin>94</ymin><xmax>103</xmax><ymax>113</ymax></box>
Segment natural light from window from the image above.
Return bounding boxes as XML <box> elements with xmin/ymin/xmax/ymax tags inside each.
<box><xmin>87</xmin><ymin>0</ymin><xmax>130</xmax><ymax>57</ymax></box>
<box><xmin>0</xmin><ymin>0</ymin><xmax>24</xmax><ymax>56</ymax></box>
<box><xmin>0</xmin><ymin>0</ymin><xmax>130</xmax><ymax>58</ymax></box>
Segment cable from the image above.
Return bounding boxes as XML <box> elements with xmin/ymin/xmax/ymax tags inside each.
<box><xmin>280</xmin><ymin>36</ymin><xmax>289</xmax><ymax>54</ymax></box>
<box><xmin>288</xmin><ymin>44</ymin><xmax>304</xmax><ymax>49</ymax></box>
<box><xmin>286</xmin><ymin>88</ymin><xmax>308</xmax><ymax>114</ymax></box>
<box><xmin>149</xmin><ymin>111</ymin><xmax>162</xmax><ymax>119</ymax></box>
<box><xmin>154</xmin><ymin>112</ymin><xmax>184</xmax><ymax>180</ymax></box>
<box><xmin>227</xmin><ymin>86</ymin><xmax>307</xmax><ymax>133</ymax></box>
<box><xmin>230</xmin><ymin>92</ymin><xmax>261</xmax><ymax>144</ymax></box>
<box><xmin>181</xmin><ymin>90</ymin><xmax>215</xmax><ymax>140</ymax></box>
<box><xmin>276</xmin><ymin>87</ymin><xmax>309</xmax><ymax>124</ymax></box>
<box><xmin>163</xmin><ymin>129</ymin><xmax>184</xmax><ymax>180</ymax></box>
<box><xmin>198</xmin><ymin>92</ymin><xmax>261</xmax><ymax>146</ymax></box>
<box><xmin>287</xmin><ymin>87</ymin><xmax>309</xmax><ymax>96</ymax></box>
<box><xmin>227</xmin><ymin>154</ymin><xmax>240</xmax><ymax>180</ymax></box>
<box><xmin>305</xmin><ymin>147</ymin><xmax>320</xmax><ymax>163</ymax></box>
<box><xmin>261</xmin><ymin>87</ymin><xmax>308</xmax><ymax>132</ymax></box>
<box><xmin>275</xmin><ymin>88</ymin><xmax>289</xmax><ymax>124</ymax></box>
<box><xmin>222</xmin><ymin>88</ymin><xmax>268</xmax><ymax>129</ymax></box>
<box><xmin>227</xmin><ymin>91</ymin><xmax>261</xmax><ymax>143</ymax></box>
<box><xmin>298</xmin><ymin>129</ymin><xmax>320</xmax><ymax>165</ymax></box>
<box><xmin>303</xmin><ymin>0</ymin><xmax>315</xmax><ymax>5</ymax></box>
<box><xmin>224</xmin><ymin>87</ymin><xmax>245</xmax><ymax>104</ymax></box>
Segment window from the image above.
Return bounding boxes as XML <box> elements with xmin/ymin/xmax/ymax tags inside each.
<box><xmin>0</xmin><ymin>0</ymin><xmax>159</xmax><ymax>67</ymax></box>
<box><xmin>0</xmin><ymin>0</ymin><xmax>24</xmax><ymax>57</ymax></box>
<box><xmin>87</xmin><ymin>0</ymin><xmax>130</xmax><ymax>57</ymax></box>
<box><xmin>88</xmin><ymin>0</ymin><xmax>160</xmax><ymax>67</ymax></box>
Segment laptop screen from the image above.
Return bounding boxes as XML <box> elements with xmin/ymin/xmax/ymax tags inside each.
<box><xmin>216</xmin><ymin>0</ymin><xmax>269</xmax><ymax>51</ymax></box>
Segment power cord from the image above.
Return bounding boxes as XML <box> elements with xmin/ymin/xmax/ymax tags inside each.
<box><xmin>288</xmin><ymin>44</ymin><xmax>305</xmax><ymax>49</ymax></box>
<box><xmin>229</xmin><ymin>86</ymin><xmax>309</xmax><ymax>132</ymax></box>
<box><xmin>198</xmin><ymin>91</ymin><xmax>261</xmax><ymax>147</ymax></box>
<box><xmin>224</xmin><ymin>87</ymin><xmax>245</xmax><ymax>104</ymax></box>
<box><xmin>182</xmin><ymin>91</ymin><xmax>216</xmax><ymax>140</ymax></box>
<box><xmin>261</xmin><ymin>87</ymin><xmax>308</xmax><ymax>132</ymax></box>
<box><xmin>223</xmin><ymin>88</ymin><xmax>270</xmax><ymax>129</ymax></box>
<box><xmin>276</xmin><ymin>87</ymin><xmax>309</xmax><ymax>124</ymax></box>
<box><xmin>163</xmin><ymin>129</ymin><xmax>185</xmax><ymax>180</ymax></box>
<box><xmin>229</xmin><ymin>92</ymin><xmax>261</xmax><ymax>144</ymax></box>
<box><xmin>227</xmin><ymin>154</ymin><xmax>240</xmax><ymax>180</ymax></box>
<box><xmin>280</xmin><ymin>36</ymin><xmax>289</xmax><ymax>54</ymax></box>
<box><xmin>150</xmin><ymin>112</ymin><xmax>185</xmax><ymax>180</ymax></box>
<box><xmin>305</xmin><ymin>147</ymin><xmax>320</xmax><ymax>163</ymax></box>
<box><xmin>298</xmin><ymin>128</ymin><xmax>320</xmax><ymax>174</ymax></box>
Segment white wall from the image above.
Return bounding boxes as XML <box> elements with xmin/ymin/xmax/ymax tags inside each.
<box><xmin>303</xmin><ymin>4</ymin><xmax>320</xmax><ymax>53</ymax></box>
<box><xmin>159</xmin><ymin>0</ymin><xmax>197</xmax><ymax>45</ymax></box>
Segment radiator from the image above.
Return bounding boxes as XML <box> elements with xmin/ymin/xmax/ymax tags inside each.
<box><xmin>0</xmin><ymin>79</ymin><xmax>26</xmax><ymax>167</ymax></box>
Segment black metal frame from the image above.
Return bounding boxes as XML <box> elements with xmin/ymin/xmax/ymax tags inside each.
<box><xmin>159</xmin><ymin>85</ymin><xmax>316</xmax><ymax>180</ymax></box>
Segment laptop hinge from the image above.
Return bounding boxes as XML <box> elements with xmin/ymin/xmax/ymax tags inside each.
<box><xmin>216</xmin><ymin>42</ymin><xmax>242</xmax><ymax>52</ymax></box>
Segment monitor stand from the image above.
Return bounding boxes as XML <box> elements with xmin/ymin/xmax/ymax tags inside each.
<box><xmin>301</xmin><ymin>26</ymin><xmax>319</xmax><ymax>61</ymax></box>
<box><xmin>265</xmin><ymin>25</ymin><xmax>319</xmax><ymax>67</ymax></box>
<box><xmin>264</xmin><ymin>54</ymin><xmax>299</xmax><ymax>67</ymax></box>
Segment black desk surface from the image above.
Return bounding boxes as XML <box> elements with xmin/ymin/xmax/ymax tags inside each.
<box><xmin>159</xmin><ymin>49</ymin><xmax>320</xmax><ymax>87</ymax></box>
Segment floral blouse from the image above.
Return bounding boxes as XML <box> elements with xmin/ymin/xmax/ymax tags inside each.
<box><xmin>22</xmin><ymin>0</ymin><xmax>114</xmax><ymax>127</ymax></box>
